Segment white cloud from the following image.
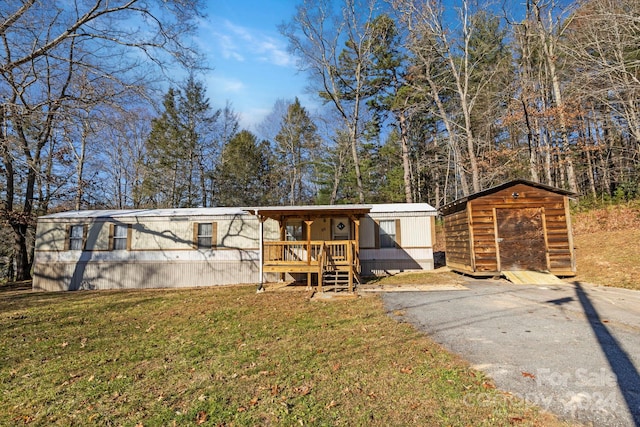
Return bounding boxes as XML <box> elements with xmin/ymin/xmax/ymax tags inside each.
<box><xmin>218</xmin><ymin>33</ymin><xmax>245</xmax><ymax>62</ymax></box>
<box><xmin>239</xmin><ymin>106</ymin><xmax>272</xmax><ymax>130</ymax></box>
<box><xmin>256</xmin><ymin>39</ymin><xmax>294</xmax><ymax>67</ymax></box>
<box><xmin>207</xmin><ymin>75</ymin><xmax>245</xmax><ymax>94</ymax></box>
<box><xmin>224</xmin><ymin>20</ymin><xmax>254</xmax><ymax>42</ymax></box>
<box><xmin>206</xmin><ymin>17</ymin><xmax>295</xmax><ymax>68</ymax></box>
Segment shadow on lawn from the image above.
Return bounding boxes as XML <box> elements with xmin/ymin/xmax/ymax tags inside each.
<box><xmin>0</xmin><ymin>280</ymin><xmax>32</xmax><ymax>293</ymax></box>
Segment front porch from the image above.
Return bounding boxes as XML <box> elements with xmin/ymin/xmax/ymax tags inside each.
<box><xmin>254</xmin><ymin>205</ymin><xmax>371</xmax><ymax>293</ymax></box>
<box><xmin>263</xmin><ymin>240</ymin><xmax>358</xmax><ymax>292</ymax></box>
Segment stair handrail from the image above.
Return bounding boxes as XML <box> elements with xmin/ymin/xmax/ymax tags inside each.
<box><xmin>352</xmin><ymin>240</ymin><xmax>360</xmax><ymax>286</ymax></box>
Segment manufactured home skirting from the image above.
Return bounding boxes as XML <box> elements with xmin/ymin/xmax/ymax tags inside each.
<box><xmin>32</xmin><ymin>249</ymin><xmax>274</xmax><ymax>291</ymax></box>
<box><xmin>33</xmin><ymin>248</ymin><xmax>435</xmax><ymax>290</ymax></box>
<box><xmin>32</xmin><ymin>261</ymin><xmax>272</xmax><ymax>291</ymax></box>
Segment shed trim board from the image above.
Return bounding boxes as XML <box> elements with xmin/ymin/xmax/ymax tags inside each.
<box><xmin>33</xmin><ymin>203</ymin><xmax>437</xmax><ymax>291</ymax></box>
<box><xmin>441</xmin><ymin>180</ymin><xmax>577</xmax><ymax>277</ymax></box>
<box><xmin>467</xmin><ymin>202</ymin><xmax>477</xmax><ymax>272</ymax></box>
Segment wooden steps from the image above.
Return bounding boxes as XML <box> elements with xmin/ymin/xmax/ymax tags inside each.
<box><xmin>321</xmin><ymin>268</ymin><xmax>359</xmax><ymax>292</ymax></box>
<box><xmin>503</xmin><ymin>270</ymin><xmax>566</xmax><ymax>285</ymax></box>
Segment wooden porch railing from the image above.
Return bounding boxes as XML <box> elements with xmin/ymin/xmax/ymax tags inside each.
<box><xmin>263</xmin><ymin>241</ymin><xmax>323</xmax><ymax>264</ymax></box>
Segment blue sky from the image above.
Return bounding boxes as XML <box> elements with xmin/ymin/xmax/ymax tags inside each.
<box><xmin>193</xmin><ymin>0</ymin><xmax>559</xmax><ymax>131</ymax></box>
<box><xmin>197</xmin><ymin>1</ymin><xmax>311</xmax><ymax>130</ymax></box>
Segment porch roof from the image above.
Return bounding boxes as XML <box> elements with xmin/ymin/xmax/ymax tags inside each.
<box><xmin>252</xmin><ymin>204</ymin><xmax>371</xmax><ymax>221</ymax></box>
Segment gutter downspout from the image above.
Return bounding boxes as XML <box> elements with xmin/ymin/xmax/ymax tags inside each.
<box><xmin>255</xmin><ymin>209</ymin><xmax>264</xmax><ymax>293</ymax></box>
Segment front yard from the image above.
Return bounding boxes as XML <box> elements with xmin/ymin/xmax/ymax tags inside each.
<box><xmin>0</xmin><ymin>284</ymin><xmax>567</xmax><ymax>426</ymax></box>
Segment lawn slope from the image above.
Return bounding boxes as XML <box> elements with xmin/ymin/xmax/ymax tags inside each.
<box><xmin>573</xmin><ymin>204</ymin><xmax>640</xmax><ymax>290</ymax></box>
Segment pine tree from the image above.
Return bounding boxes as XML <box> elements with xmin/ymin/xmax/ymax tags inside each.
<box><xmin>366</xmin><ymin>13</ymin><xmax>416</xmax><ymax>202</ymax></box>
<box><xmin>141</xmin><ymin>77</ymin><xmax>219</xmax><ymax>207</ymax></box>
<box><xmin>214</xmin><ymin>130</ymin><xmax>274</xmax><ymax>206</ymax></box>
<box><xmin>142</xmin><ymin>87</ymin><xmax>185</xmax><ymax>207</ymax></box>
<box><xmin>274</xmin><ymin>98</ymin><xmax>320</xmax><ymax>205</ymax></box>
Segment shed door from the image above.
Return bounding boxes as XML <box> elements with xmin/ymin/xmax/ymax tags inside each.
<box><xmin>496</xmin><ymin>208</ymin><xmax>547</xmax><ymax>271</ymax></box>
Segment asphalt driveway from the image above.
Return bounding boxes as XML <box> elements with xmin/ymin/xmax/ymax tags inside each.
<box><xmin>382</xmin><ymin>279</ymin><xmax>640</xmax><ymax>427</ymax></box>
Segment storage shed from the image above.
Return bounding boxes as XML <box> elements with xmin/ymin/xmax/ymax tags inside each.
<box><xmin>33</xmin><ymin>203</ymin><xmax>437</xmax><ymax>292</ymax></box>
<box><xmin>440</xmin><ymin>180</ymin><xmax>577</xmax><ymax>277</ymax></box>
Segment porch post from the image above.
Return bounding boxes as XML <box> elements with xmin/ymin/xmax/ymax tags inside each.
<box><xmin>255</xmin><ymin>210</ymin><xmax>265</xmax><ymax>293</ymax></box>
<box><xmin>279</xmin><ymin>217</ymin><xmax>286</xmax><ymax>282</ymax></box>
<box><xmin>304</xmin><ymin>220</ymin><xmax>313</xmax><ymax>288</ymax></box>
<box><xmin>351</xmin><ymin>217</ymin><xmax>361</xmax><ymax>293</ymax></box>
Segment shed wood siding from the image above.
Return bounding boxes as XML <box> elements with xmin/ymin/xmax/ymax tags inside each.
<box><xmin>443</xmin><ymin>210</ymin><xmax>473</xmax><ymax>271</ymax></box>
<box><xmin>442</xmin><ymin>181</ymin><xmax>576</xmax><ymax>277</ymax></box>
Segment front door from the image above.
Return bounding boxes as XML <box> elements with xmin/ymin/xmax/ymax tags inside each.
<box><xmin>496</xmin><ymin>208</ymin><xmax>548</xmax><ymax>271</ymax></box>
<box><xmin>331</xmin><ymin>217</ymin><xmax>350</xmax><ymax>240</ymax></box>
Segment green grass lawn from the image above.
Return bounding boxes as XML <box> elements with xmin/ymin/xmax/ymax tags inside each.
<box><xmin>1</xmin><ymin>285</ymin><xmax>568</xmax><ymax>426</ymax></box>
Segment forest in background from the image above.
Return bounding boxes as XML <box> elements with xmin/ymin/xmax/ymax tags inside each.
<box><xmin>1</xmin><ymin>0</ymin><xmax>639</xmax><ymax>281</ymax></box>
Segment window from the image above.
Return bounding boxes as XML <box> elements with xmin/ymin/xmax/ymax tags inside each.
<box><xmin>194</xmin><ymin>222</ymin><xmax>216</xmax><ymax>249</ymax></box>
<box><xmin>68</xmin><ymin>225</ymin><xmax>85</xmax><ymax>251</ymax></box>
<box><xmin>112</xmin><ymin>224</ymin><xmax>129</xmax><ymax>250</ymax></box>
<box><xmin>286</xmin><ymin>221</ymin><xmax>303</xmax><ymax>241</ymax></box>
<box><xmin>197</xmin><ymin>223</ymin><xmax>213</xmax><ymax>248</ymax></box>
<box><xmin>379</xmin><ymin>220</ymin><xmax>397</xmax><ymax>248</ymax></box>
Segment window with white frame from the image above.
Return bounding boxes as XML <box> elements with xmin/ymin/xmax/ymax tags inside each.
<box><xmin>112</xmin><ymin>224</ymin><xmax>129</xmax><ymax>250</ymax></box>
<box><xmin>68</xmin><ymin>225</ymin><xmax>85</xmax><ymax>251</ymax></box>
<box><xmin>379</xmin><ymin>220</ymin><xmax>397</xmax><ymax>248</ymax></box>
<box><xmin>197</xmin><ymin>223</ymin><xmax>213</xmax><ymax>248</ymax></box>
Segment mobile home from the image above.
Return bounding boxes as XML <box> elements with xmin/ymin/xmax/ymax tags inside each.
<box><xmin>33</xmin><ymin>203</ymin><xmax>437</xmax><ymax>291</ymax></box>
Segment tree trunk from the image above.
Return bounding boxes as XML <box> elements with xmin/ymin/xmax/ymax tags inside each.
<box><xmin>398</xmin><ymin>112</ymin><xmax>413</xmax><ymax>203</ymax></box>
<box><xmin>522</xmin><ymin>100</ymin><xmax>540</xmax><ymax>182</ymax></box>
<box><xmin>584</xmin><ymin>116</ymin><xmax>597</xmax><ymax>198</ymax></box>
<box><xmin>542</xmin><ymin>128</ymin><xmax>553</xmax><ymax>185</ymax></box>
<box><xmin>534</xmin><ymin>1</ymin><xmax>578</xmax><ymax>193</ymax></box>
<box><xmin>75</xmin><ymin>120</ymin><xmax>88</xmax><ymax>211</ymax></box>
<box><xmin>350</xmin><ymin>78</ymin><xmax>365</xmax><ymax>203</ymax></box>
<box><xmin>430</xmin><ymin>85</ymin><xmax>470</xmax><ymax>196</ymax></box>
<box><xmin>11</xmin><ymin>222</ymin><xmax>31</xmax><ymax>281</ymax></box>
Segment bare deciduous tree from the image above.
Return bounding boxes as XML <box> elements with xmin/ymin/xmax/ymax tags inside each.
<box><xmin>394</xmin><ymin>0</ymin><xmax>511</xmax><ymax>195</ymax></box>
<box><xmin>0</xmin><ymin>0</ymin><xmax>203</xmax><ymax>280</ymax></box>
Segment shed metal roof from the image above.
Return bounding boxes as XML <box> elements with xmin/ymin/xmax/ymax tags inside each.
<box><xmin>440</xmin><ymin>179</ymin><xmax>577</xmax><ymax>216</ymax></box>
